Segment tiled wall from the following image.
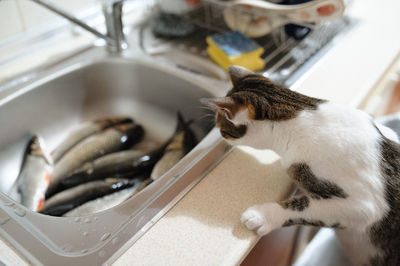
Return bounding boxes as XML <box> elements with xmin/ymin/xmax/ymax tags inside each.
<box><xmin>0</xmin><ymin>0</ymin><xmax>100</xmax><ymax>42</ymax></box>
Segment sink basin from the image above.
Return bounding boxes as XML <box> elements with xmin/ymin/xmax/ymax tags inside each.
<box><xmin>0</xmin><ymin>48</ymin><xmax>232</xmax><ymax>265</ymax></box>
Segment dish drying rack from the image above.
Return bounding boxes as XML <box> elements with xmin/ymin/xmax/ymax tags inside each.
<box><xmin>139</xmin><ymin>0</ymin><xmax>353</xmax><ymax>86</ymax></box>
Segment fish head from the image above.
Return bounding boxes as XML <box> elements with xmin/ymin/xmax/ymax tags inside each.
<box><xmin>116</xmin><ymin>123</ymin><xmax>145</xmax><ymax>148</ymax></box>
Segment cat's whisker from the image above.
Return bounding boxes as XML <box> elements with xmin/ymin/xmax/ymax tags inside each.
<box><xmin>192</xmin><ymin>114</ymin><xmax>216</xmax><ymax>124</ymax></box>
<box><xmin>190</xmin><ymin>105</ymin><xmax>216</xmax><ymax>112</ymax></box>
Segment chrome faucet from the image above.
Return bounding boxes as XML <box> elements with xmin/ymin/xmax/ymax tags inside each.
<box><xmin>31</xmin><ymin>0</ymin><xmax>127</xmax><ymax>53</ymax></box>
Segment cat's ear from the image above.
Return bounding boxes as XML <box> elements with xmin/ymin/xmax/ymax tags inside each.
<box><xmin>200</xmin><ymin>97</ymin><xmax>234</xmax><ymax>110</ymax></box>
<box><xmin>228</xmin><ymin>65</ymin><xmax>254</xmax><ymax>86</ymax></box>
<box><xmin>200</xmin><ymin>97</ymin><xmax>238</xmax><ymax>118</ymax></box>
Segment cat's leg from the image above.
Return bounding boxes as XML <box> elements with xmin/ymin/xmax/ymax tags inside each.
<box><xmin>242</xmin><ymin>163</ymin><xmax>368</xmax><ymax>235</ymax></box>
<box><xmin>241</xmin><ymin>196</ymin><xmax>350</xmax><ymax>236</ymax></box>
<box><xmin>241</xmin><ymin>197</ymin><xmax>310</xmax><ymax>235</ymax></box>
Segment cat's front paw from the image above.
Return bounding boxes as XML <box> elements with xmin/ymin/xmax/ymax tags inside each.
<box><xmin>241</xmin><ymin>208</ymin><xmax>272</xmax><ymax>236</ymax></box>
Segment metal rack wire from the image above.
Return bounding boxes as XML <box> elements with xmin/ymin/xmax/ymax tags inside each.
<box><xmin>140</xmin><ymin>0</ymin><xmax>352</xmax><ymax>86</ymax></box>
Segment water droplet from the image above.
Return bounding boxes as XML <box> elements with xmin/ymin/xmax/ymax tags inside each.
<box><xmin>83</xmin><ymin>231</ymin><xmax>88</xmax><ymax>236</ymax></box>
<box><xmin>81</xmin><ymin>249</ymin><xmax>88</xmax><ymax>253</ymax></box>
<box><xmin>14</xmin><ymin>208</ymin><xmax>26</xmax><ymax>217</ymax></box>
<box><xmin>99</xmin><ymin>250</ymin><xmax>106</xmax><ymax>257</ymax></box>
<box><xmin>111</xmin><ymin>237</ymin><xmax>118</xmax><ymax>245</ymax></box>
<box><xmin>94</xmin><ymin>216</ymin><xmax>98</xmax><ymax>221</ymax></box>
<box><xmin>100</xmin><ymin>233</ymin><xmax>110</xmax><ymax>241</ymax></box>
<box><xmin>74</xmin><ymin>217</ymin><xmax>81</xmax><ymax>223</ymax></box>
<box><xmin>0</xmin><ymin>217</ymin><xmax>10</xmax><ymax>225</ymax></box>
<box><xmin>4</xmin><ymin>202</ymin><xmax>14</xmax><ymax>207</ymax></box>
<box><xmin>84</xmin><ymin>218</ymin><xmax>91</xmax><ymax>224</ymax></box>
<box><xmin>62</xmin><ymin>244</ymin><xmax>73</xmax><ymax>252</ymax></box>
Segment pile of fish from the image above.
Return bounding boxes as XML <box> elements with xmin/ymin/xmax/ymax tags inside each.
<box><xmin>9</xmin><ymin>113</ymin><xmax>197</xmax><ymax>217</ymax></box>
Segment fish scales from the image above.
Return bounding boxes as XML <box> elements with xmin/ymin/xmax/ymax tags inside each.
<box><xmin>60</xmin><ymin>150</ymin><xmax>147</xmax><ymax>190</ymax></box>
<box><xmin>46</xmin><ymin>123</ymin><xmax>144</xmax><ymax>198</ymax></box>
<box><xmin>40</xmin><ymin>179</ymin><xmax>135</xmax><ymax>216</ymax></box>
<box><xmin>9</xmin><ymin>136</ymin><xmax>51</xmax><ymax>211</ymax></box>
<box><xmin>51</xmin><ymin>117</ymin><xmax>132</xmax><ymax>163</ymax></box>
<box><xmin>63</xmin><ymin>180</ymin><xmax>142</xmax><ymax>217</ymax></box>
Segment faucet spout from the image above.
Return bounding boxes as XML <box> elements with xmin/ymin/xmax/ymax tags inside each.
<box><xmin>102</xmin><ymin>0</ymin><xmax>127</xmax><ymax>53</ymax></box>
<box><xmin>31</xmin><ymin>0</ymin><xmax>127</xmax><ymax>53</ymax></box>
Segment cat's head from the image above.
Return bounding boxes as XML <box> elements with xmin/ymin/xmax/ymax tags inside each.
<box><xmin>202</xmin><ymin>65</ymin><xmax>324</xmax><ymax>146</ymax></box>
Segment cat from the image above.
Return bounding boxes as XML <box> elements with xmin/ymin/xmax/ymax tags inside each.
<box><xmin>202</xmin><ymin>66</ymin><xmax>400</xmax><ymax>266</ymax></box>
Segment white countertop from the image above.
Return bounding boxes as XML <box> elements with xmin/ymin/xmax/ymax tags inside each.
<box><xmin>114</xmin><ymin>147</ymin><xmax>293</xmax><ymax>266</ymax></box>
<box><xmin>1</xmin><ymin>0</ymin><xmax>400</xmax><ymax>265</ymax></box>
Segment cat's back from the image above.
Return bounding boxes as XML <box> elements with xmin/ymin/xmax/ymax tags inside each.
<box><xmin>367</xmin><ymin>135</ymin><xmax>400</xmax><ymax>265</ymax></box>
<box><xmin>304</xmin><ymin>101</ymin><xmax>374</xmax><ymax>133</ymax></box>
<box><xmin>285</xmin><ymin>101</ymin><xmax>379</xmax><ymax>157</ymax></box>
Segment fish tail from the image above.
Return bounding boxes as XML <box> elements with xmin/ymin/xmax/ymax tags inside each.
<box><xmin>20</xmin><ymin>136</ymin><xmax>51</xmax><ymax>174</ymax></box>
<box><xmin>26</xmin><ymin>136</ymin><xmax>52</xmax><ymax>165</ymax></box>
<box><xmin>176</xmin><ymin>112</ymin><xmax>198</xmax><ymax>153</ymax></box>
<box><xmin>176</xmin><ymin>111</ymin><xmax>194</xmax><ymax>132</ymax></box>
<box><xmin>26</xmin><ymin>136</ymin><xmax>43</xmax><ymax>156</ymax></box>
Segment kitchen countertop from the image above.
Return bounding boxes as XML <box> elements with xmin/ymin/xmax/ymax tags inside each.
<box><xmin>114</xmin><ymin>147</ymin><xmax>293</xmax><ymax>266</ymax></box>
<box><xmin>1</xmin><ymin>0</ymin><xmax>400</xmax><ymax>265</ymax></box>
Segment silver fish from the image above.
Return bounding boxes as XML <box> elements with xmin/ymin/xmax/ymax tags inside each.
<box><xmin>64</xmin><ymin>126</ymin><xmax>186</xmax><ymax>190</ymax></box>
<box><xmin>40</xmin><ymin>178</ymin><xmax>136</xmax><ymax>216</ymax></box>
<box><xmin>59</xmin><ymin>149</ymin><xmax>148</xmax><ymax>191</ymax></box>
<box><xmin>13</xmin><ymin>136</ymin><xmax>51</xmax><ymax>211</ymax></box>
<box><xmin>46</xmin><ymin>122</ymin><xmax>144</xmax><ymax>198</ymax></box>
<box><xmin>63</xmin><ymin>179</ymin><xmax>143</xmax><ymax>217</ymax></box>
<box><xmin>51</xmin><ymin>117</ymin><xmax>132</xmax><ymax>163</ymax></box>
<box><xmin>150</xmin><ymin>112</ymin><xmax>197</xmax><ymax>180</ymax></box>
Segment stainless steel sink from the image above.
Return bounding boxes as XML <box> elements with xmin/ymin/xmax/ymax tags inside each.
<box><xmin>0</xmin><ymin>47</ymin><xmax>232</xmax><ymax>265</ymax></box>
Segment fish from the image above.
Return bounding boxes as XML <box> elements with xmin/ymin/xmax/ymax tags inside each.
<box><xmin>59</xmin><ymin>113</ymin><xmax>194</xmax><ymax>189</ymax></box>
<box><xmin>150</xmin><ymin>112</ymin><xmax>197</xmax><ymax>180</ymax></box>
<box><xmin>45</xmin><ymin>122</ymin><xmax>144</xmax><ymax>198</ymax></box>
<box><xmin>63</xmin><ymin>178</ymin><xmax>144</xmax><ymax>217</ymax></box>
<box><xmin>40</xmin><ymin>178</ymin><xmax>137</xmax><ymax>216</ymax></box>
<box><xmin>12</xmin><ymin>136</ymin><xmax>51</xmax><ymax>211</ymax></box>
<box><xmin>60</xmin><ymin>141</ymin><xmax>168</xmax><ymax>189</ymax></box>
<box><xmin>59</xmin><ymin>149</ymin><xmax>148</xmax><ymax>191</ymax></box>
<box><xmin>51</xmin><ymin>117</ymin><xmax>133</xmax><ymax>163</ymax></box>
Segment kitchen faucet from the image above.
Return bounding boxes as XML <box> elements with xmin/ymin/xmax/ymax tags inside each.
<box><xmin>31</xmin><ymin>0</ymin><xmax>127</xmax><ymax>53</ymax></box>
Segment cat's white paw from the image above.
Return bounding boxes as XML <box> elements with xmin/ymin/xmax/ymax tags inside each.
<box><xmin>241</xmin><ymin>208</ymin><xmax>272</xmax><ymax>236</ymax></box>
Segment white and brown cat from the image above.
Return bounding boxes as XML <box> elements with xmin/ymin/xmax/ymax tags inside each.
<box><xmin>202</xmin><ymin>66</ymin><xmax>400</xmax><ymax>266</ymax></box>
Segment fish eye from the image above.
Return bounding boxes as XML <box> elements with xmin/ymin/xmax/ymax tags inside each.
<box><xmin>120</xmin><ymin>136</ymin><xmax>128</xmax><ymax>143</ymax></box>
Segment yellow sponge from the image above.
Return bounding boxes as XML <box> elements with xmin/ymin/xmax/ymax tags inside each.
<box><xmin>206</xmin><ymin>46</ymin><xmax>264</xmax><ymax>71</ymax></box>
<box><xmin>206</xmin><ymin>31</ymin><xmax>265</xmax><ymax>71</ymax></box>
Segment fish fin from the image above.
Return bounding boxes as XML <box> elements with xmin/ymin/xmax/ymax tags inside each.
<box><xmin>44</xmin><ymin>172</ymin><xmax>51</xmax><ymax>184</ymax></box>
<box><xmin>37</xmin><ymin>198</ymin><xmax>45</xmax><ymax>211</ymax></box>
